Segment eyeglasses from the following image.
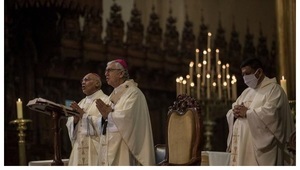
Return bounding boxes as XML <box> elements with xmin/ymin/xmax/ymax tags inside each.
<box><xmin>105</xmin><ymin>68</ymin><xmax>122</xmax><ymax>73</ymax></box>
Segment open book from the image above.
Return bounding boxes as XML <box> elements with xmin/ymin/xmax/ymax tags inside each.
<box><xmin>27</xmin><ymin>97</ymin><xmax>79</xmax><ymax>116</ymax></box>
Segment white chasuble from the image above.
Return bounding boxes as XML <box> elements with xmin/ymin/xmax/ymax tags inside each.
<box><xmin>66</xmin><ymin>90</ymin><xmax>109</xmax><ymax>166</ymax></box>
<box><xmin>227</xmin><ymin>77</ymin><xmax>295</xmax><ymax>165</ymax></box>
<box><xmin>98</xmin><ymin>79</ymin><xmax>155</xmax><ymax>166</ymax></box>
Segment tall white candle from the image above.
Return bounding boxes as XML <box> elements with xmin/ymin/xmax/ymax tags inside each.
<box><xmin>179</xmin><ymin>76</ymin><xmax>183</xmax><ymax>95</ymax></box>
<box><xmin>16</xmin><ymin>98</ymin><xmax>23</xmax><ymax>119</ymax></box>
<box><xmin>207</xmin><ymin>32</ymin><xmax>212</xmax><ymax>49</ymax></box>
<box><xmin>226</xmin><ymin>74</ymin><xmax>231</xmax><ymax>100</ymax></box>
<box><xmin>217</xmin><ymin>61</ymin><xmax>221</xmax><ymax>79</ymax></box>
<box><xmin>197</xmin><ymin>74</ymin><xmax>201</xmax><ymax>100</ymax></box>
<box><xmin>176</xmin><ymin>78</ymin><xmax>180</xmax><ymax>96</ymax></box>
<box><xmin>189</xmin><ymin>62</ymin><xmax>194</xmax><ymax>83</ymax></box>
<box><xmin>190</xmin><ymin>82</ymin><xmax>195</xmax><ymax>97</ymax></box>
<box><xmin>216</xmin><ymin>49</ymin><xmax>219</xmax><ymax>68</ymax></box>
<box><xmin>280</xmin><ymin>76</ymin><xmax>287</xmax><ymax>96</ymax></box>
<box><xmin>226</xmin><ymin>63</ymin><xmax>230</xmax><ymax>76</ymax></box>
<box><xmin>186</xmin><ymin>75</ymin><xmax>191</xmax><ymax>95</ymax></box>
<box><xmin>231</xmin><ymin>79</ymin><xmax>237</xmax><ymax>101</ymax></box>
<box><xmin>197</xmin><ymin>63</ymin><xmax>202</xmax><ymax>76</ymax></box>
<box><xmin>223</xmin><ymin>81</ymin><xmax>227</xmax><ymax>100</ymax></box>
<box><xmin>207</xmin><ymin>74</ymin><xmax>211</xmax><ymax>99</ymax></box>
<box><xmin>222</xmin><ymin>65</ymin><xmax>226</xmax><ymax>87</ymax></box>
<box><xmin>202</xmin><ymin>51</ymin><xmax>207</xmax><ymax>86</ymax></box>
<box><xmin>207</xmin><ymin>48</ymin><xmax>211</xmax><ymax>72</ymax></box>
<box><xmin>217</xmin><ymin>74</ymin><xmax>222</xmax><ymax>100</ymax></box>
<box><xmin>195</xmin><ymin>49</ymin><xmax>199</xmax><ymax>72</ymax></box>
<box><xmin>182</xmin><ymin>79</ymin><xmax>187</xmax><ymax>94</ymax></box>
<box><xmin>212</xmin><ymin>82</ymin><xmax>217</xmax><ymax>97</ymax></box>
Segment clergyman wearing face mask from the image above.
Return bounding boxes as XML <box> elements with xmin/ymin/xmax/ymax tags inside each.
<box><xmin>225</xmin><ymin>57</ymin><xmax>295</xmax><ymax>166</ymax></box>
<box><xmin>242</xmin><ymin>67</ymin><xmax>264</xmax><ymax>89</ymax></box>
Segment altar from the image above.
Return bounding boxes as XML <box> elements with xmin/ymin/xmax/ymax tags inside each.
<box><xmin>201</xmin><ymin>151</ymin><xmax>230</xmax><ymax>166</ymax></box>
<box><xmin>28</xmin><ymin>159</ymin><xmax>69</xmax><ymax>166</ymax></box>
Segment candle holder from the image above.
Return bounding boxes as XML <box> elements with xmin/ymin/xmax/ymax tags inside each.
<box><xmin>176</xmin><ymin>33</ymin><xmax>237</xmax><ymax>151</ymax></box>
<box><xmin>10</xmin><ymin>118</ymin><xmax>32</xmax><ymax>166</ymax></box>
<box><xmin>289</xmin><ymin>100</ymin><xmax>296</xmax><ymax>123</ymax></box>
<box><xmin>200</xmin><ymin>98</ymin><xmax>231</xmax><ymax>151</ymax></box>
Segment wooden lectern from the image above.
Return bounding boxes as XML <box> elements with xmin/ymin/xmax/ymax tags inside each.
<box><xmin>27</xmin><ymin>98</ymin><xmax>79</xmax><ymax>166</ymax></box>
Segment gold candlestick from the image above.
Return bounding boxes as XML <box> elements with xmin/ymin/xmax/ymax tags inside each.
<box><xmin>10</xmin><ymin>118</ymin><xmax>32</xmax><ymax>166</ymax></box>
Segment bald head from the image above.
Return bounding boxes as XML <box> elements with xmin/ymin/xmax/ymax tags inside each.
<box><xmin>89</xmin><ymin>73</ymin><xmax>101</xmax><ymax>90</ymax></box>
<box><xmin>81</xmin><ymin>73</ymin><xmax>102</xmax><ymax>95</ymax></box>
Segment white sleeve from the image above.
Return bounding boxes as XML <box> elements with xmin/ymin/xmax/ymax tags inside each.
<box><xmin>66</xmin><ymin>116</ymin><xmax>77</xmax><ymax>146</ymax></box>
<box><xmin>81</xmin><ymin>113</ymin><xmax>102</xmax><ymax>136</ymax></box>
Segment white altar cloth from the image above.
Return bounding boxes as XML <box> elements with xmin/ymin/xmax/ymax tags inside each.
<box><xmin>28</xmin><ymin>159</ymin><xmax>69</xmax><ymax>166</ymax></box>
<box><xmin>201</xmin><ymin>151</ymin><xmax>230</xmax><ymax>166</ymax></box>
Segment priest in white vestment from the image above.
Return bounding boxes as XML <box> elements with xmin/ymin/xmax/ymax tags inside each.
<box><xmin>66</xmin><ymin>73</ymin><xmax>110</xmax><ymax>165</ymax></box>
<box><xmin>95</xmin><ymin>59</ymin><xmax>155</xmax><ymax>166</ymax></box>
<box><xmin>226</xmin><ymin>58</ymin><xmax>295</xmax><ymax>165</ymax></box>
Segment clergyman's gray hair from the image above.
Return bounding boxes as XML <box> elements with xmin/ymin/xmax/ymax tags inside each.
<box><xmin>107</xmin><ymin>61</ymin><xmax>130</xmax><ymax>80</ymax></box>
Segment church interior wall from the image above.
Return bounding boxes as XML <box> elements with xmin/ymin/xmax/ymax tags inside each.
<box><xmin>3</xmin><ymin>0</ymin><xmax>295</xmax><ymax>165</ymax></box>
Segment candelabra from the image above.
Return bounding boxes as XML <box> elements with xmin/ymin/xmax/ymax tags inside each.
<box><xmin>289</xmin><ymin>100</ymin><xmax>296</xmax><ymax>123</ymax></box>
<box><xmin>10</xmin><ymin>118</ymin><xmax>32</xmax><ymax>166</ymax></box>
<box><xmin>176</xmin><ymin>32</ymin><xmax>236</xmax><ymax>151</ymax></box>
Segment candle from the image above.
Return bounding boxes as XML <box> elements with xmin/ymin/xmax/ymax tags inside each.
<box><xmin>231</xmin><ymin>80</ymin><xmax>237</xmax><ymax>101</ymax></box>
<box><xmin>226</xmin><ymin>63</ymin><xmax>230</xmax><ymax>76</ymax></box>
<box><xmin>189</xmin><ymin>61</ymin><xmax>194</xmax><ymax>83</ymax></box>
<box><xmin>280</xmin><ymin>76</ymin><xmax>287</xmax><ymax>95</ymax></box>
<box><xmin>186</xmin><ymin>75</ymin><xmax>191</xmax><ymax>96</ymax></box>
<box><xmin>222</xmin><ymin>65</ymin><xmax>226</xmax><ymax>86</ymax></box>
<box><xmin>202</xmin><ymin>51</ymin><xmax>207</xmax><ymax>86</ymax></box>
<box><xmin>207</xmin><ymin>48</ymin><xmax>211</xmax><ymax>72</ymax></box>
<box><xmin>179</xmin><ymin>76</ymin><xmax>183</xmax><ymax>95</ymax></box>
<box><xmin>207</xmin><ymin>74</ymin><xmax>211</xmax><ymax>99</ymax></box>
<box><xmin>197</xmin><ymin>74</ymin><xmax>201</xmax><ymax>100</ymax></box>
<box><xmin>226</xmin><ymin>74</ymin><xmax>231</xmax><ymax>100</ymax></box>
<box><xmin>217</xmin><ymin>74</ymin><xmax>222</xmax><ymax>100</ymax></box>
<box><xmin>216</xmin><ymin>49</ymin><xmax>219</xmax><ymax>68</ymax></box>
<box><xmin>207</xmin><ymin>32</ymin><xmax>212</xmax><ymax>49</ymax></box>
<box><xmin>176</xmin><ymin>78</ymin><xmax>180</xmax><ymax>96</ymax></box>
<box><xmin>190</xmin><ymin>82</ymin><xmax>195</xmax><ymax>97</ymax></box>
<box><xmin>195</xmin><ymin>49</ymin><xmax>199</xmax><ymax>72</ymax></box>
<box><xmin>217</xmin><ymin>60</ymin><xmax>221</xmax><ymax>76</ymax></box>
<box><xmin>197</xmin><ymin>63</ymin><xmax>202</xmax><ymax>76</ymax></box>
<box><xmin>16</xmin><ymin>98</ymin><xmax>23</xmax><ymax>119</ymax></box>
<box><xmin>182</xmin><ymin>79</ymin><xmax>187</xmax><ymax>94</ymax></box>
<box><xmin>223</xmin><ymin>81</ymin><xmax>227</xmax><ymax>100</ymax></box>
<box><xmin>212</xmin><ymin>82</ymin><xmax>217</xmax><ymax>97</ymax></box>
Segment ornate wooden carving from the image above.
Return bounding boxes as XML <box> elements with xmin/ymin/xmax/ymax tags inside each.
<box><xmin>160</xmin><ymin>94</ymin><xmax>203</xmax><ymax>165</ymax></box>
<box><xmin>257</xmin><ymin>26</ymin><xmax>273</xmax><ymax>77</ymax></box>
<box><xmin>181</xmin><ymin>16</ymin><xmax>196</xmax><ymax>64</ymax></box>
<box><xmin>287</xmin><ymin>130</ymin><xmax>296</xmax><ymax>153</ymax></box>
<box><xmin>168</xmin><ymin>94</ymin><xmax>201</xmax><ymax>115</ymax></box>
<box><xmin>145</xmin><ymin>6</ymin><xmax>164</xmax><ymax>69</ymax></box>
<box><xmin>197</xmin><ymin>15</ymin><xmax>208</xmax><ymax>52</ymax></box>
<box><xmin>12</xmin><ymin>0</ymin><xmax>102</xmax><ymax>15</ymax></box>
<box><xmin>126</xmin><ymin>3</ymin><xmax>145</xmax><ymax>67</ymax></box>
<box><xmin>164</xmin><ymin>10</ymin><xmax>181</xmax><ymax>73</ymax></box>
<box><xmin>228</xmin><ymin>23</ymin><xmax>242</xmax><ymax>74</ymax></box>
<box><xmin>82</xmin><ymin>14</ymin><xmax>106</xmax><ymax>61</ymax></box>
<box><xmin>242</xmin><ymin>23</ymin><xmax>256</xmax><ymax>60</ymax></box>
<box><xmin>214</xmin><ymin>20</ymin><xmax>228</xmax><ymax>63</ymax></box>
<box><xmin>60</xmin><ymin>12</ymin><xmax>81</xmax><ymax>58</ymax></box>
<box><xmin>105</xmin><ymin>2</ymin><xmax>125</xmax><ymax>60</ymax></box>
<box><xmin>268</xmin><ymin>38</ymin><xmax>277</xmax><ymax>78</ymax></box>
<box><xmin>287</xmin><ymin>130</ymin><xmax>296</xmax><ymax>165</ymax></box>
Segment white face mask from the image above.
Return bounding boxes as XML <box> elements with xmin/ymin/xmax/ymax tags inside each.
<box><xmin>243</xmin><ymin>69</ymin><xmax>259</xmax><ymax>88</ymax></box>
